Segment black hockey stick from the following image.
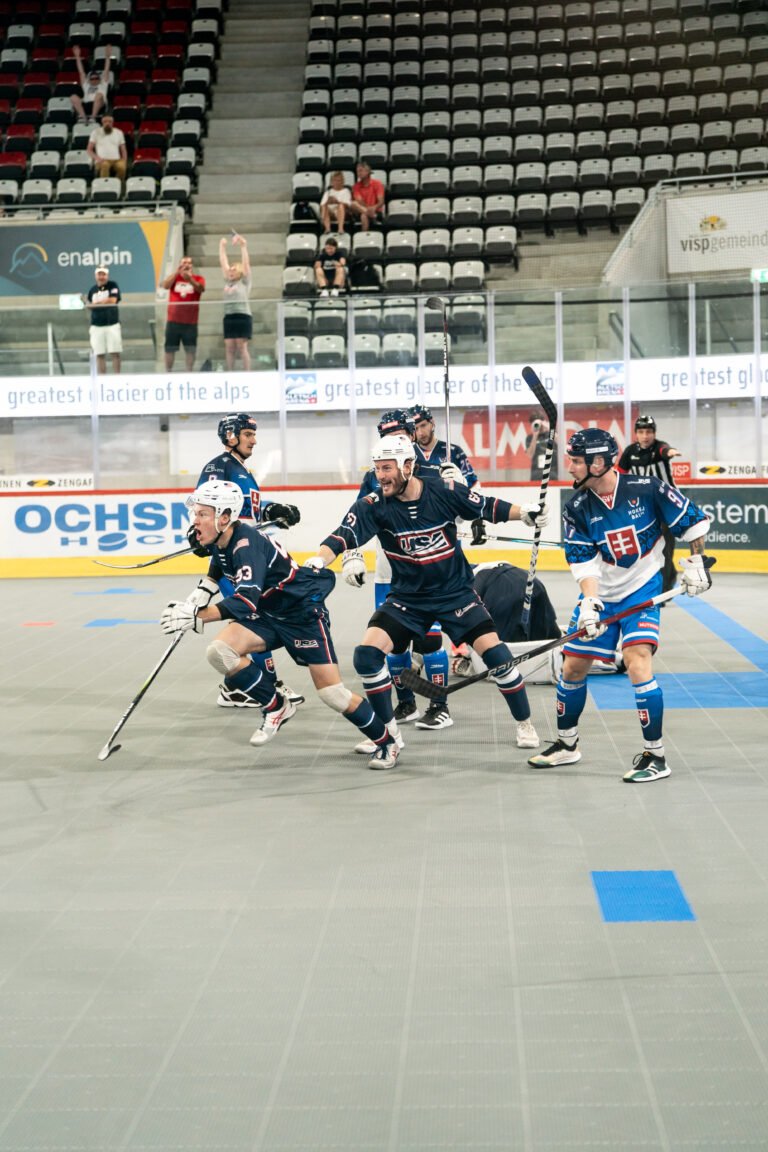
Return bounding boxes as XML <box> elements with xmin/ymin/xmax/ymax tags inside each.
<box><xmin>458</xmin><ymin>529</ymin><xmax>563</xmax><ymax>548</ymax></box>
<box><xmin>520</xmin><ymin>365</ymin><xmax>558</xmax><ymax>639</ymax></box>
<box><xmin>400</xmin><ymin>582</ymin><xmax>693</xmax><ymax>702</ymax></box>
<box><xmin>93</xmin><ymin>545</ymin><xmax>194</xmax><ymax>570</ymax></box>
<box><xmin>97</xmin><ymin>631</ymin><xmax>184</xmax><ymax>760</ymax></box>
<box><xmin>426</xmin><ymin>295</ymin><xmax>452</xmax><ymax>464</ymax></box>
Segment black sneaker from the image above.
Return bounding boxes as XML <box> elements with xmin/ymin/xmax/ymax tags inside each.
<box><xmin>394</xmin><ymin>699</ymin><xmax>420</xmax><ymax>723</ymax></box>
<box><xmin>217</xmin><ymin>684</ymin><xmax>260</xmax><ymax>708</ymax></box>
<box><xmin>275</xmin><ymin>680</ymin><xmax>305</xmax><ymax>705</ymax></box>
<box><xmin>623</xmin><ymin>751</ymin><xmax>670</xmax><ymax>783</ymax></box>
<box><xmin>415</xmin><ymin>703</ymin><xmax>453</xmax><ymax>730</ymax></box>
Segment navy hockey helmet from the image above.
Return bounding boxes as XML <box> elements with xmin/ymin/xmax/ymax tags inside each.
<box><xmin>567</xmin><ymin>427</ymin><xmax>618</xmax><ymax>473</ymax></box>
<box><xmin>218</xmin><ymin>412</ymin><xmax>257</xmax><ymax>446</ymax></box>
<box><xmin>377</xmin><ymin>408</ymin><xmax>415</xmax><ymax>438</ymax></box>
<box><xmin>409</xmin><ymin>403</ymin><xmax>433</xmax><ymax>425</ymax></box>
<box><xmin>635</xmin><ymin>414</ymin><xmax>656</xmax><ymax>431</ymax></box>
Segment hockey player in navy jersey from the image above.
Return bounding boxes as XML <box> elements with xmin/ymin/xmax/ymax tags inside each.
<box><xmin>306</xmin><ymin>434</ymin><xmax>550</xmax><ymax>768</ymax></box>
<box><xmin>193</xmin><ymin>412</ymin><xmax>304</xmax><ymax>711</ymax></box>
<box><xmin>161</xmin><ymin>479</ymin><xmax>398</xmax><ymax>765</ymax></box>
<box><xmin>528</xmin><ymin>427</ymin><xmax>712</xmax><ymax>783</ymax></box>
<box><xmin>410</xmin><ymin>402</ymin><xmax>478</xmax><ymax>487</ymax></box>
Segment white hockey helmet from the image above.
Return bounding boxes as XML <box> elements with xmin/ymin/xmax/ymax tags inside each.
<box><xmin>186</xmin><ymin>478</ymin><xmax>244</xmax><ymax>524</ymax></box>
<box><xmin>371</xmin><ymin>433</ymin><xmax>416</xmax><ymax>471</ymax></box>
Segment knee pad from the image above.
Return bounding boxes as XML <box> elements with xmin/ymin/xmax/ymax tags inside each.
<box><xmin>206</xmin><ymin>639</ymin><xmax>241</xmax><ymax>676</ymax></box>
<box><xmin>317</xmin><ymin>683</ymin><xmax>353</xmax><ymax>714</ymax></box>
<box><xmin>482</xmin><ymin>641</ymin><xmax>515</xmax><ymax>673</ymax></box>
<box><xmin>412</xmin><ymin>629</ymin><xmax>442</xmax><ymax>656</ymax></box>
<box><xmin>353</xmin><ymin>643</ymin><xmax>386</xmax><ymax>677</ymax></box>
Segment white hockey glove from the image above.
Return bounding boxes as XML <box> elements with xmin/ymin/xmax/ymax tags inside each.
<box><xmin>577</xmin><ymin>595</ymin><xmax>607</xmax><ymax>640</ymax></box>
<box><xmin>303</xmin><ymin>556</ymin><xmax>326</xmax><ymax>570</ymax></box>
<box><xmin>185</xmin><ymin>576</ymin><xmax>219</xmax><ymax>610</ymax></box>
<box><xmin>679</xmin><ymin>554</ymin><xmax>712</xmax><ymax>597</ymax></box>
<box><xmin>160</xmin><ymin>601</ymin><xmax>203</xmax><ymax>635</ymax></box>
<box><xmin>439</xmin><ymin>462</ymin><xmax>467</xmax><ymax>487</ymax></box>
<box><xmin>520</xmin><ymin>502</ymin><xmax>550</xmax><ymax>528</ymax></box>
<box><xmin>342</xmin><ymin>548</ymin><xmax>366</xmax><ymax>587</ymax></box>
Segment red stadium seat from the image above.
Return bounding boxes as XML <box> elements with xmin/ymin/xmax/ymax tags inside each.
<box><xmin>54</xmin><ymin>72</ymin><xmax>80</xmax><ymax>97</ymax></box>
<box><xmin>112</xmin><ymin>120</ymin><xmax>135</xmax><ymax>153</ymax></box>
<box><xmin>159</xmin><ymin>21</ymin><xmax>190</xmax><ymax>45</ymax></box>
<box><xmin>156</xmin><ymin>43</ymin><xmax>185</xmax><ymax>67</ymax></box>
<box><xmin>37</xmin><ymin>25</ymin><xmax>67</xmax><ymax>50</ymax></box>
<box><xmin>21</xmin><ymin>73</ymin><xmax>53</xmax><ymax>99</ymax></box>
<box><xmin>12</xmin><ymin>97</ymin><xmax>44</xmax><ymax>126</ymax></box>
<box><xmin>144</xmin><ymin>93</ymin><xmax>175</xmax><ymax>123</ymax></box>
<box><xmin>124</xmin><ymin>44</ymin><xmax>153</xmax><ymax>69</ymax></box>
<box><xmin>149</xmin><ymin>68</ymin><xmax>181</xmax><ymax>95</ymax></box>
<box><xmin>137</xmin><ymin>120</ymin><xmax>169</xmax><ymax>150</ymax></box>
<box><xmin>127</xmin><ymin>20</ymin><xmax>159</xmax><ymax>45</ymax></box>
<box><xmin>112</xmin><ymin>94</ymin><xmax>142</xmax><ymax>125</ymax></box>
<box><xmin>30</xmin><ymin>49</ymin><xmax>61</xmax><ymax>74</ymax></box>
<box><xmin>0</xmin><ymin>100</ymin><xmax>11</xmax><ymax>129</ymax></box>
<box><xmin>115</xmin><ymin>69</ymin><xmax>149</xmax><ymax>95</ymax></box>
<box><xmin>131</xmin><ymin>145</ymin><xmax>163</xmax><ymax>178</ymax></box>
<box><xmin>0</xmin><ymin>152</ymin><xmax>28</xmax><ymax>181</ymax></box>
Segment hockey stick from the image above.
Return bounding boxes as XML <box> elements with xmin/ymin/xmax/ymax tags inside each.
<box><xmin>426</xmin><ymin>295</ymin><xmax>452</xmax><ymax>464</ymax></box>
<box><xmin>520</xmin><ymin>365</ymin><xmax>558</xmax><ymax>639</ymax></box>
<box><xmin>97</xmin><ymin>631</ymin><xmax>184</xmax><ymax>761</ymax></box>
<box><xmin>93</xmin><ymin>545</ymin><xmax>194</xmax><ymax>570</ymax></box>
<box><xmin>400</xmin><ymin>583</ymin><xmax>690</xmax><ymax>702</ymax></box>
<box><xmin>458</xmin><ymin>529</ymin><xmax>563</xmax><ymax>548</ymax></box>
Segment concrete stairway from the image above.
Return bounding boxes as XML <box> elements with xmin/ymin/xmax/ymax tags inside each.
<box><xmin>185</xmin><ymin>0</ymin><xmax>310</xmax><ymax>368</ymax></box>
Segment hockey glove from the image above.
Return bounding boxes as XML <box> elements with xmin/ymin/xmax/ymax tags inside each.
<box><xmin>186</xmin><ymin>524</ymin><xmax>210</xmax><ymax>558</ymax></box>
<box><xmin>439</xmin><ymin>462</ymin><xmax>467</xmax><ymax>487</ymax></box>
<box><xmin>262</xmin><ymin>502</ymin><xmax>301</xmax><ymax>529</ymax></box>
<box><xmin>160</xmin><ymin>601</ymin><xmax>203</xmax><ymax>635</ymax></box>
<box><xmin>577</xmin><ymin>595</ymin><xmax>607</xmax><ymax>639</ymax></box>
<box><xmin>342</xmin><ymin>548</ymin><xmax>366</xmax><ymax>587</ymax></box>
<box><xmin>303</xmin><ymin>556</ymin><xmax>326</xmax><ymax>571</ymax></box>
<box><xmin>679</xmin><ymin>554</ymin><xmax>713</xmax><ymax>597</ymax></box>
<box><xmin>185</xmin><ymin>576</ymin><xmax>219</xmax><ymax>611</ymax></box>
<box><xmin>470</xmin><ymin>517</ymin><xmax>488</xmax><ymax>546</ymax></box>
<box><xmin>520</xmin><ymin>502</ymin><xmax>550</xmax><ymax>528</ymax></box>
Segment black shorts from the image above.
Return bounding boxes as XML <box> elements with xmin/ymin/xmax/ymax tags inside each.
<box><xmin>223</xmin><ymin>313</ymin><xmax>253</xmax><ymax>340</ymax></box>
<box><xmin>164</xmin><ymin>320</ymin><xmax>198</xmax><ymax>353</ymax></box>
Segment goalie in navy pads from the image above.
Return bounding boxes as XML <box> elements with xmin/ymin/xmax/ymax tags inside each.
<box><xmin>528</xmin><ymin>427</ymin><xmax>712</xmax><ymax>784</ymax></box>
<box><xmin>306</xmin><ymin>434</ymin><xmax>549</xmax><ymax>768</ymax></box>
<box><xmin>193</xmin><ymin>412</ymin><xmax>303</xmax><ymax>711</ymax></box>
<box><xmin>161</xmin><ymin>479</ymin><xmax>399</xmax><ymax>765</ymax></box>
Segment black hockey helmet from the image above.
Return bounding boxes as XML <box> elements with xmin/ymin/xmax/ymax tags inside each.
<box><xmin>218</xmin><ymin>412</ymin><xmax>257</xmax><ymax>446</ymax></box>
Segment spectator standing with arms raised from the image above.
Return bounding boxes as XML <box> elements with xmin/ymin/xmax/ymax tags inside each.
<box><xmin>71</xmin><ymin>45</ymin><xmax>112</xmax><ymax>124</ymax></box>
<box><xmin>219</xmin><ymin>234</ymin><xmax>252</xmax><ymax>371</ymax></box>
<box><xmin>160</xmin><ymin>256</ymin><xmax>206</xmax><ymax>371</ymax></box>
<box><xmin>83</xmin><ymin>265</ymin><xmax>121</xmax><ymax>375</ymax></box>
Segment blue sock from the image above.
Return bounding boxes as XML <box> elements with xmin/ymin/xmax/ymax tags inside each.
<box><xmin>482</xmin><ymin>642</ymin><xmax>531</xmax><ymax>722</ymax></box>
<box><xmin>423</xmin><ymin>645</ymin><xmax>449</xmax><ymax>707</ymax></box>
<box><xmin>556</xmin><ymin>677</ymin><xmax>587</xmax><ymax>742</ymax></box>
<box><xmin>343</xmin><ymin>699</ymin><xmax>390</xmax><ymax>746</ymax></box>
<box><xmin>387</xmin><ymin>649</ymin><xmax>415</xmax><ymax>704</ymax></box>
<box><xmin>634</xmin><ymin>676</ymin><xmax>664</xmax><ymax>750</ymax></box>
<box><xmin>225</xmin><ymin>662</ymin><xmax>276</xmax><ymax>708</ymax></box>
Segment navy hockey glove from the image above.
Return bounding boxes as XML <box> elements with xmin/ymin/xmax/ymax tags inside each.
<box><xmin>186</xmin><ymin>524</ymin><xmax>211</xmax><ymax>557</ymax></box>
<box><xmin>470</xmin><ymin>518</ymin><xmax>487</xmax><ymax>546</ymax></box>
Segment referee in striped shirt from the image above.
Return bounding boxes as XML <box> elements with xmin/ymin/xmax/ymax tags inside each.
<box><xmin>617</xmin><ymin>415</ymin><xmax>682</xmax><ymax>594</ymax></box>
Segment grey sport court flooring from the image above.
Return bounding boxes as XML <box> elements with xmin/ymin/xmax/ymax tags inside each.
<box><xmin>2</xmin><ymin>569</ymin><xmax>768</xmax><ymax>1152</ymax></box>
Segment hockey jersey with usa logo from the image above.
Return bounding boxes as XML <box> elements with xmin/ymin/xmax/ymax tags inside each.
<box><xmin>563</xmin><ymin>473</ymin><xmax>709</xmax><ymax>601</ymax></box>
<box><xmin>322</xmin><ymin>477</ymin><xmax>513</xmax><ymax>602</ymax></box>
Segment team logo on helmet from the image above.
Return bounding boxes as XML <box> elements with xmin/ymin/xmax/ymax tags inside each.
<box><xmin>377</xmin><ymin>408</ymin><xmax>415</xmax><ymax>438</ymax></box>
<box><xmin>567</xmin><ymin>428</ymin><xmax>619</xmax><ymax>463</ymax></box>
<box><xmin>217</xmin><ymin>412</ymin><xmax>257</xmax><ymax>446</ymax></box>
<box><xmin>409</xmin><ymin>404</ymin><xmax>433</xmax><ymax>424</ymax></box>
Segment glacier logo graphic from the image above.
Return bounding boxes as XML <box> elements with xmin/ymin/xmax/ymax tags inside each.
<box><xmin>596</xmin><ymin>362</ymin><xmax>624</xmax><ymax>397</ymax></box>
<box><xmin>10</xmin><ymin>243</ymin><xmax>49</xmax><ymax>281</ymax></box>
<box><xmin>285</xmin><ymin>373</ymin><xmax>318</xmax><ymax>405</ymax></box>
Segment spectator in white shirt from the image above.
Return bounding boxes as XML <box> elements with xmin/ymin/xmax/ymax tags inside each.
<box><xmin>87</xmin><ymin>114</ymin><xmax>127</xmax><ymax>184</ymax></box>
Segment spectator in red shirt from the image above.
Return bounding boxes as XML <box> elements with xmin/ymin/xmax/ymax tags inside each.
<box><xmin>160</xmin><ymin>256</ymin><xmax>206</xmax><ymax>371</ymax></box>
<box><xmin>349</xmin><ymin>161</ymin><xmax>385</xmax><ymax>232</ymax></box>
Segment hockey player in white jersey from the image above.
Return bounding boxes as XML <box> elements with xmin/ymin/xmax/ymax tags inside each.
<box><xmin>528</xmin><ymin>427</ymin><xmax>712</xmax><ymax>783</ymax></box>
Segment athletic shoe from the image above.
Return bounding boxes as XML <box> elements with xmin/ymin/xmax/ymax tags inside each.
<box><xmin>516</xmin><ymin>719</ymin><xmax>540</xmax><ymax>749</ymax></box>
<box><xmin>528</xmin><ymin>738</ymin><xmax>581</xmax><ymax>768</ymax></box>
<box><xmin>415</xmin><ymin>703</ymin><xmax>453</xmax><ymax>730</ymax></box>
<box><xmin>217</xmin><ymin>684</ymin><xmax>260</xmax><ymax>708</ymax></box>
<box><xmin>623</xmin><ymin>751</ymin><xmax>670</xmax><ymax>783</ymax></box>
<box><xmin>249</xmin><ymin>695</ymin><xmax>297</xmax><ymax>746</ymax></box>
<box><xmin>275</xmin><ymin>680</ymin><xmax>305</xmax><ymax>706</ymax></box>
<box><xmin>355</xmin><ymin>723</ymin><xmax>404</xmax><ymax>756</ymax></box>
<box><xmin>394</xmin><ymin>699</ymin><xmax>420</xmax><ymax>723</ymax></box>
<box><xmin>319</xmin><ymin>288</ymin><xmax>330</xmax><ymax>298</ymax></box>
<box><xmin>368</xmin><ymin>739</ymin><xmax>401</xmax><ymax>770</ymax></box>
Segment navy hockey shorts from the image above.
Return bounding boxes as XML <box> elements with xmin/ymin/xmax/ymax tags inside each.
<box><xmin>374</xmin><ymin>590</ymin><xmax>494</xmax><ymax>648</ymax></box>
<box><xmin>240</xmin><ymin>606</ymin><xmax>339</xmax><ymax>668</ymax></box>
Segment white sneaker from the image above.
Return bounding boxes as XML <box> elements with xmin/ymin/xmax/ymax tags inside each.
<box><xmin>217</xmin><ymin>684</ymin><xmax>261</xmax><ymax>708</ymax></box>
<box><xmin>319</xmin><ymin>288</ymin><xmax>329</xmax><ymax>298</ymax></box>
<box><xmin>275</xmin><ymin>680</ymin><xmax>305</xmax><ymax>706</ymax></box>
<box><xmin>355</xmin><ymin>721</ymin><xmax>404</xmax><ymax>756</ymax></box>
<box><xmin>249</xmin><ymin>695</ymin><xmax>297</xmax><ymax>746</ymax></box>
<box><xmin>368</xmin><ymin>739</ymin><xmax>401</xmax><ymax>770</ymax></box>
<box><xmin>516</xmin><ymin>719</ymin><xmax>540</xmax><ymax>749</ymax></box>
<box><xmin>528</xmin><ymin>739</ymin><xmax>581</xmax><ymax>768</ymax></box>
<box><xmin>330</xmin><ymin>287</ymin><xmax>340</xmax><ymax>296</ymax></box>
